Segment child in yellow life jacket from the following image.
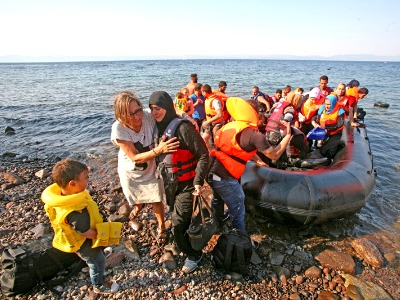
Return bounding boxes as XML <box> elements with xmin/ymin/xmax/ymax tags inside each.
<box><xmin>41</xmin><ymin>159</ymin><xmax>122</xmax><ymax>295</ymax></box>
<box><xmin>174</xmin><ymin>92</ymin><xmax>189</xmax><ymax>112</ymax></box>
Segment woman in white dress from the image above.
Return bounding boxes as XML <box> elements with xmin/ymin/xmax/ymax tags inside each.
<box><xmin>111</xmin><ymin>91</ymin><xmax>179</xmax><ymax>241</ymax></box>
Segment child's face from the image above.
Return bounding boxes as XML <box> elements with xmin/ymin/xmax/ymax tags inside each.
<box><xmin>71</xmin><ymin>170</ymin><xmax>89</xmax><ymax>194</ymax></box>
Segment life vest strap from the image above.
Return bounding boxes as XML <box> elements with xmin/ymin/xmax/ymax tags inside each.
<box><xmin>216</xmin><ymin>147</ymin><xmax>247</xmax><ymax>165</ymax></box>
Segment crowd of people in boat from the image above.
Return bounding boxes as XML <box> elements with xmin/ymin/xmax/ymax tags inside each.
<box><xmin>182</xmin><ymin>73</ymin><xmax>369</xmax><ymax>168</ymax></box>
<box><xmin>40</xmin><ymin>73</ymin><xmax>369</xmax><ymax>294</ymax></box>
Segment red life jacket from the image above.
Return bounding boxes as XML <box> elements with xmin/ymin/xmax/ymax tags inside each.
<box><xmin>265</xmin><ymin>101</ymin><xmax>291</xmax><ymax>133</ymax></box>
<box><xmin>210</xmin><ymin>121</ymin><xmax>257</xmax><ymax>179</ymax></box>
<box><xmin>155</xmin><ymin>118</ymin><xmax>197</xmax><ymax>182</ymax></box>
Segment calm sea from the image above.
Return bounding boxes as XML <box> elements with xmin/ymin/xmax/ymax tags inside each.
<box><xmin>1</xmin><ymin>59</ymin><xmax>399</xmax><ymax>236</ymax></box>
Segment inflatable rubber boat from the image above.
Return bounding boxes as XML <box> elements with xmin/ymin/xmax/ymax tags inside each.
<box><xmin>241</xmin><ymin>121</ymin><xmax>376</xmax><ymax>225</ymax></box>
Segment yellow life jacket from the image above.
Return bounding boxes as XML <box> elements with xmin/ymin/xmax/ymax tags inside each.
<box><xmin>41</xmin><ymin>183</ymin><xmax>104</xmax><ymax>253</ymax></box>
<box><xmin>174</xmin><ymin>97</ymin><xmax>189</xmax><ymax>112</ymax></box>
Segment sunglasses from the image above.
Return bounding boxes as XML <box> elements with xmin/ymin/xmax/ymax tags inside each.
<box><xmin>129</xmin><ymin>107</ymin><xmax>143</xmax><ymax>117</ymax></box>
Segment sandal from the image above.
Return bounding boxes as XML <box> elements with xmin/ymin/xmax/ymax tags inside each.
<box><xmin>129</xmin><ymin>204</ymin><xmax>143</xmax><ymax>221</ymax></box>
<box><xmin>157</xmin><ymin>228</ymin><xmax>167</xmax><ymax>244</ymax></box>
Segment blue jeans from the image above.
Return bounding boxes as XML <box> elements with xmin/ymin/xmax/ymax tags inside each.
<box><xmin>76</xmin><ymin>239</ymin><xmax>105</xmax><ymax>287</ymax></box>
<box><xmin>209</xmin><ymin>174</ymin><xmax>246</xmax><ymax>232</ymax></box>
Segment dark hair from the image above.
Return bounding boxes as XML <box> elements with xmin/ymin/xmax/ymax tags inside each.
<box><xmin>358</xmin><ymin>87</ymin><xmax>369</xmax><ymax>95</ymax></box>
<box><xmin>348</xmin><ymin>79</ymin><xmax>360</xmax><ymax>88</ymax></box>
<box><xmin>275</xmin><ymin>89</ymin><xmax>282</xmax><ymax>94</ymax></box>
<box><xmin>201</xmin><ymin>84</ymin><xmax>212</xmax><ymax>93</ymax></box>
<box><xmin>190</xmin><ymin>73</ymin><xmax>197</xmax><ymax>78</ymax></box>
<box><xmin>194</xmin><ymin>83</ymin><xmax>202</xmax><ymax>91</ymax></box>
<box><xmin>218</xmin><ymin>81</ymin><xmax>227</xmax><ymax>88</ymax></box>
<box><xmin>320</xmin><ymin>75</ymin><xmax>328</xmax><ymax>81</ymax></box>
<box><xmin>52</xmin><ymin>159</ymin><xmax>88</xmax><ymax>188</ymax></box>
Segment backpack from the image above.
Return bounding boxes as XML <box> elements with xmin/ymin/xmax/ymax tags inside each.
<box><xmin>211</xmin><ymin>229</ymin><xmax>253</xmax><ymax>274</ymax></box>
<box><xmin>1</xmin><ymin>235</ymin><xmax>84</xmax><ymax>297</ymax></box>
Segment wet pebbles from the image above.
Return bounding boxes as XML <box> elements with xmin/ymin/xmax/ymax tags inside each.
<box><xmin>1</xmin><ymin>157</ymin><xmax>399</xmax><ymax>299</ymax></box>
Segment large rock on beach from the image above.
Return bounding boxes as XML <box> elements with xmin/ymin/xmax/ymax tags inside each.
<box><xmin>315</xmin><ymin>249</ymin><xmax>355</xmax><ymax>274</ymax></box>
<box><xmin>2</xmin><ymin>172</ymin><xmax>25</xmax><ymax>185</ymax></box>
<box><xmin>351</xmin><ymin>237</ymin><xmax>385</xmax><ymax>268</ymax></box>
<box><xmin>35</xmin><ymin>168</ymin><xmax>51</xmax><ymax>179</ymax></box>
<box><xmin>342</xmin><ymin>274</ymin><xmax>393</xmax><ymax>300</ymax></box>
<box><xmin>105</xmin><ymin>252</ymin><xmax>125</xmax><ymax>269</ymax></box>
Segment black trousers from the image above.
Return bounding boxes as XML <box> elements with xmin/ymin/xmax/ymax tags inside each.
<box><xmin>171</xmin><ymin>179</ymin><xmax>202</xmax><ymax>259</ymax></box>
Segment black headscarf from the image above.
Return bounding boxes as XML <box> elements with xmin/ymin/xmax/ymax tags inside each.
<box><xmin>149</xmin><ymin>91</ymin><xmax>177</xmax><ymax>137</ymax></box>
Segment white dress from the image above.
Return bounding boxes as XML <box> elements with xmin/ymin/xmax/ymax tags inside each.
<box><xmin>111</xmin><ymin>109</ymin><xmax>164</xmax><ymax>205</ymax></box>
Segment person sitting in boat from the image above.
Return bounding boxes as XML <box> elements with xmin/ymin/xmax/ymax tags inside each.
<box><xmin>282</xmin><ymin>85</ymin><xmax>291</xmax><ymax>98</ymax></box>
<box><xmin>298</xmin><ymin>87</ymin><xmax>324</xmax><ymax>149</ymax></box>
<box><xmin>270</xmin><ymin>89</ymin><xmax>283</xmax><ymax>104</ymax></box>
<box><xmin>318</xmin><ymin>75</ymin><xmax>332</xmax><ymax>97</ymax></box>
<box><xmin>251</xmin><ymin>85</ymin><xmax>272</xmax><ymax>112</ymax></box>
<box><xmin>264</xmin><ymin>92</ymin><xmax>308</xmax><ymax>167</ymax></box>
<box><xmin>311</xmin><ymin>95</ymin><xmax>345</xmax><ymax>159</ymax></box>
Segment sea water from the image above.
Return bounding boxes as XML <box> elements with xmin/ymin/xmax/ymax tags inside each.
<box><xmin>1</xmin><ymin>59</ymin><xmax>399</xmax><ymax>236</ymax></box>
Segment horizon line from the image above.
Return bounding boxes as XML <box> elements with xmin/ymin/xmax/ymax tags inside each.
<box><xmin>1</xmin><ymin>54</ymin><xmax>400</xmax><ymax>64</ymax></box>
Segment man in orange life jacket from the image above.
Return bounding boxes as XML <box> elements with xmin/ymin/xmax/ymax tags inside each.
<box><xmin>201</xmin><ymin>84</ymin><xmax>224</xmax><ymax>150</ymax></box>
<box><xmin>208</xmin><ymin>97</ymin><xmax>291</xmax><ymax>233</ymax></box>
<box><xmin>149</xmin><ymin>91</ymin><xmax>209</xmax><ymax>274</ymax></box>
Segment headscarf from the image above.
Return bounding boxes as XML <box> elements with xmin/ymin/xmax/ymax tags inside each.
<box><xmin>324</xmin><ymin>95</ymin><xmax>337</xmax><ymax>114</ymax></box>
<box><xmin>149</xmin><ymin>91</ymin><xmax>177</xmax><ymax>137</ymax></box>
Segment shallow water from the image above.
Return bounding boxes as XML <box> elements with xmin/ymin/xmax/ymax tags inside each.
<box><xmin>1</xmin><ymin>59</ymin><xmax>399</xmax><ymax>236</ymax></box>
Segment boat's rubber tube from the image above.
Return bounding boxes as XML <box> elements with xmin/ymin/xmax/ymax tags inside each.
<box><xmin>374</xmin><ymin>102</ymin><xmax>390</xmax><ymax>108</ymax></box>
<box><xmin>241</xmin><ymin>121</ymin><xmax>376</xmax><ymax>225</ymax></box>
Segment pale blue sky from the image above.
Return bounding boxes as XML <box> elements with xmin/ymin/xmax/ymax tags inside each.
<box><xmin>1</xmin><ymin>0</ymin><xmax>399</xmax><ymax>61</ymax></box>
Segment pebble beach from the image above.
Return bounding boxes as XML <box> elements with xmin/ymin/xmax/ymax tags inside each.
<box><xmin>1</xmin><ymin>156</ymin><xmax>399</xmax><ymax>300</ymax></box>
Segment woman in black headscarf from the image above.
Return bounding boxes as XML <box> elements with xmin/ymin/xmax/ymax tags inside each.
<box><xmin>149</xmin><ymin>91</ymin><xmax>209</xmax><ymax>274</ymax></box>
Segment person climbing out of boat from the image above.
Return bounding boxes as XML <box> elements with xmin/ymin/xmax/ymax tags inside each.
<box><xmin>212</xmin><ymin>81</ymin><xmax>231</xmax><ymax>123</ymax></box>
<box><xmin>251</xmin><ymin>85</ymin><xmax>272</xmax><ymax>112</ymax></box>
<box><xmin>149</xmin><ymin>91</ymin><xmax>209</xmax><ymax>274</ymax></box>
<box><xmin>264</xmin><ymin>92</ymin><xmax>308</xmax><ymax>167</ymax></box>
<box><xmin>348</xmin><ymin>87</ymin><xmax>369</xmax><ymax>127</ymax></box>
<box><xmin>298</xmin><ymin>87</ymin><xmax>324</xmax><ymax>149</ymax></box>
<box><xmin>201</xmin><ymin>84</ymin><xmax>224</xmax><ymax>150</ymax></box>
<box><xmin>311</xmin><ymin>95</ymin><xmax>345</xmax><ymax>159</ymax></box>
<box><xmin>207</xmin><ymin>97</ymin><xmax>291</xmax><ymax>234</ymax></box>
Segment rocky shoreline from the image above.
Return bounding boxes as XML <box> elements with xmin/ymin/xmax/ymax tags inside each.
<box><xmin>1</xmin><ymin>157</ymin><xmax>399</xmax><ymax>300</ymax></box>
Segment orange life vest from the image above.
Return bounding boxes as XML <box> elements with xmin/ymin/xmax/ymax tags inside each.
<box><xmin>210</xmin><ymin>121</ymin><xmax>257</xmax><ymax>179</ymax></box>
<box><xmin>301</xmin><ymin>98</ymin><xmax>322</xmax><ymax>124</ymax></box>
<box><xmin>205</xmin><ymin>95</ymin><xmax>224</xmax><ymax>124</ymax></box>
<box><xmin>212</xmin><ymin>90</ymin><xmax>230</xmax><ymax>122</ymax></box>
<box><xmin>319</xmin><ymin>106</ymin><xmax>343</xmax><ymax>136</ymax></box>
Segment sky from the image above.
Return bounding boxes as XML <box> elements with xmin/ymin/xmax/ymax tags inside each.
<box><xmin>1</xmin><ymin>0</ymin><xmax>400</xmax><ymax>62</ymax></box>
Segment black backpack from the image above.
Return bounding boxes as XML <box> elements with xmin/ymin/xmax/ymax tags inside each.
<box><xmin>211</xmin><ymin>229</ymin><xmax>253</xmax><ymax>274</ymax></box>
<box><xmin>1</xmin><ymin>235</ymin><xmax>84</xmax><ymax>297</ymax></box>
